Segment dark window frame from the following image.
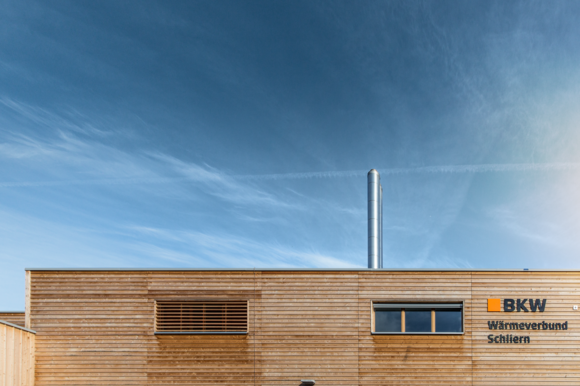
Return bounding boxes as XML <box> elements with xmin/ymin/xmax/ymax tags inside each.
<box><xmin>154</xmin><ymin>299</ymin><xmax>249</xmax><ymax>335</ymax></box>
<box><xmin>371</xmin><ymin>301</ymin><xmax>464</xmax><ymax>335</ymax></box>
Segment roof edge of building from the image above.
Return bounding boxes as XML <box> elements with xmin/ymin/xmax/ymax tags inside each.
<box><xmin>24</xmin><ymin>267</ymin><xmax>577</xmax><ymax>272</ymax></box>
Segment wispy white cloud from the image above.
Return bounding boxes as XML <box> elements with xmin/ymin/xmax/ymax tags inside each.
<box><xmin>484</xmin><ymin>173</ymin><xmax>580</xmax><ymax>253</ymax></box>
<box><xmin>0</xmin><ymin>101</ymin><xmax>298</xmax><ymax>209</ymax></box>
<box><xmin>148</xmin><ymin>152</ymin><xmax>301</xmax><ymax>208</ymax></box>
<box><xmin>487</xmin><ymin>207</ymin><xmax>562</xmax><ymax>246</ymax></box>
<box><xmin>127</xmin><ymin>225</ymin><xmax>362</xmax><ymax>268</ymax></box>
<box><xmin>381</xmin><ymin>172</ymin><xmax>476</xmax><ymax>268</ymax></box>
<box><xmin>2</xmin><ymin>96</ymin><xmax>578</xmax><ymax>193</ymax></box>
<box><xmin>0</xmin><ymin>97</ymin><xmax>110</xmax><ymax>137</ymax></box>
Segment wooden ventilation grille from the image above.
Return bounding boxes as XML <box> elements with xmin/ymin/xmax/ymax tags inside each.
<box><xmin>155</xmin><ymin>301</ymin><xmax>248</xmax><ymax>333</ymax></box>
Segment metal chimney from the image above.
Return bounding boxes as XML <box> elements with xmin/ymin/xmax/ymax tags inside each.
<box><xmin>368</xmin><ymin>169</ymin><xmax>383</xmax><ymax>269</ymax></box>
<box><xmin>379</xmin><ymin>184</ymin><xmax>383</xmax><ymax>268</ymax></box>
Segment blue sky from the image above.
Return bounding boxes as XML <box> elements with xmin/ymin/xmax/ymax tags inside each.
<box><xmin>1</xmin><ymin>1</ymin><xmax>580</xmax><ymax>309</ymax></box>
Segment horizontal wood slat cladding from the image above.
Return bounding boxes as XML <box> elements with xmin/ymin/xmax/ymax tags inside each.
<box><xmin>359</xmin><ymin>272</ymin><xmax>472</xmax><ymax>386</ymax></box>
<box><xmin>28</xmin><ymin>270</ymin><xmax>580</xmax><ymax>385</ymax></box>
<box><xmin>472</xmin><ymin>272</ymin><xmax>580</xmax><ymax>386</ymax></box>
<box><xmin>0</xmin><ymin>322</ymin><xmax>35</xmax><ymax>386</ymax></box>
<box><xmin>147</xmin><ymin>272</ymin><xmax>255</xmax><ymax>386</ymax></box>
<box><xmin>0</xmin><ymin>313</ymin><xmax>25</xmax><ymax>328</ymax></box>
<box><xmin>255</xmin><ymin>271</ymin><xmax>359</xmax><ymax>386</ymax></box>
<box><xmin>31</xmin><ymin>272</ymin><xmax>150</xmax><ymax>385</ymax></box>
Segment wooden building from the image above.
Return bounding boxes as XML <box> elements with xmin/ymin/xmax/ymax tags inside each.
<box><xmin>0</xmin><ymin>319</ymin><xmax>36</xmax><ymax>386</ymax></box>
<box><xmin>0</xmin><ymin>312</ymin><xmax>25</xmax><ymax>328</ymax></box>
<box><xmin>4</xmin><ymin>268</ymin><xmax>580</xmax><ymax>385</ymax></box>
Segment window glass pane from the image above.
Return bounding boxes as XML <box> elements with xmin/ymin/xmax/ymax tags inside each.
<box><xmin>375</xmin><ymin>310</ymin><xmax>401</xmax><ymax>332</ymax></box>
<box><xmin>435</xmin><ymin>309</ymin><xmax>462</xmax><ymax>332</ymax></box>
<box><xmin>405</xmin><ymin>310</ymin><xmax>431</xmax><ymax>332</ymax></box>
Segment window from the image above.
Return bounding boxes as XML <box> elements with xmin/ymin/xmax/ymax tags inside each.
<box><xmin>155</xmin><ymin>300</ymin><xmax>248</xmax><ymax>334</ymax></box>
<box><xmin>373</xmin><ymin>303</ymin><xmax>463</xmax><ymax>334</ymax></box>
<box><xmin>375</xmin><ymin>309</ymin><xmax>401</xmax><ymax>332</ymax></box>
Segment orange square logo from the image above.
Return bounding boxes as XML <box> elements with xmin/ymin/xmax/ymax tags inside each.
<box><xmin>488</xmin><ymin>298</ymin><xmax>501</xmax><ymax>312</ymax></box>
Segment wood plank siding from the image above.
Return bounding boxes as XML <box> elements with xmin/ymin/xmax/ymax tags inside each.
<box><xmin>0</xmin><ymin>321</ymin><xmax>35</xmax><ymax>386</ymax></box>
<box><xmin>0</xmin><ymin>314</ymin><xmax>25</xmax><ymax>328</ymax></box>
<box><xmin>472</xmin><ymin>272</ymin><xmax>580</xmax><ymax>385</ymax></box>
<box><xmin>358</xmin><ymin>272</ymin><xmax>473</xmax><ymax>386</ymax></box>
<box><xmin>30</xmin><ymin>272</ymin><xmax>150</xmax><ymax>385</ymax></box>
<box><xmin>27</xmin><ymin>270</ymin><xmax>580</xmax><ymax>385</ymax></box>
<box><xmin>147</xmin><ymin>272</ymin><xmax>255</xmax><ymax>386</ymax></box>
<box><xmin>256</xmin><ymin>271</ymin><xmax>359</xmax><ymax>386</ymax></box>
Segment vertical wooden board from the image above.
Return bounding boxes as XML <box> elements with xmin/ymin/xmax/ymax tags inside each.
<box><xmin>20</xmin><ymin>331</ymin><xmax>27</xmax><ymax>386</ymax></box>
<box><xmin>13</xmin><ymin>329</ymin><xmax>21</xmax><ymax>386</ymax></box>
<box><xmin>23</xmin><ymin>332</ymin><xmax>31</xmax><ymax>386</ymax></box>
<box><xmin>1</xmin><ymin>324</ymin><xmax>5</xmax><ymax>385</ymax></box>
<box><xmin>255</xmin><ymin>271</ymin><xmax>359</xmax><ymax>386</ymax></box>
<box><xmin>358</xmin><ymin>271</ymin><xmax>473</xmax><ymax>386</ymax></box>
<box><xmin>30</xmin><ymin>331</ymin><xmax>36</xmax><ymax>386</ymax></box>
<box><xmin>147</xmin><ymin>271</ymin><xmax>256</xmax><ymax>385</ymax></box>
<box><xmin>6</xmin><ymin>326</ymin><xmax>13</xmax><ymax>386</ymax></box>
<box><xmin>0</xmin><ymin>323</ymin><xmax>34</xmax><ymax>386</ymax></box>
<box><xmin>22</xmin><ymin>332</ymin><xmax>28</xmax><ymax>386</ymax></box>
<box><xmin>472</xmin><ymin>271</ymin><xmax>580</xmax><ymax>385</ymax></box>
<box><xmin>22</xmin><ymin>330</ymin><xmax>33</xmax><ymax>386</ymax></box>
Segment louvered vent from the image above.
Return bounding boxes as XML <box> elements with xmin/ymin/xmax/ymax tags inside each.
<box><xmin>155</xmin><ymin>300</ymin><xmax>248</xmax><ymax>333</ymax></box>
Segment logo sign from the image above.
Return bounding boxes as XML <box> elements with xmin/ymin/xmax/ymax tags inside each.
<box><xmin>487</xmin><ymin>298</ymin><xmax>546</xmax><ymax>312</ymax></box>
<box><xmin>485</xmin><ymin>298</ymin><xmax>568</xmax><ymax>345</ymax></box>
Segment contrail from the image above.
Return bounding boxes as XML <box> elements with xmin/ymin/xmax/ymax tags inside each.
<box><xmin>236</xmin><ymin>170</ymin><xmax>365</xmax><ymax>180</ymax></box>
<box><xmin>1</xmin><ymin>163</ymin><xmax>579</xmax><ymax>188</ymax></box>
<box><xmin>238</xmin><ymin>163</ymin><xmax>580</xmax><ymax>180</ymax></box>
